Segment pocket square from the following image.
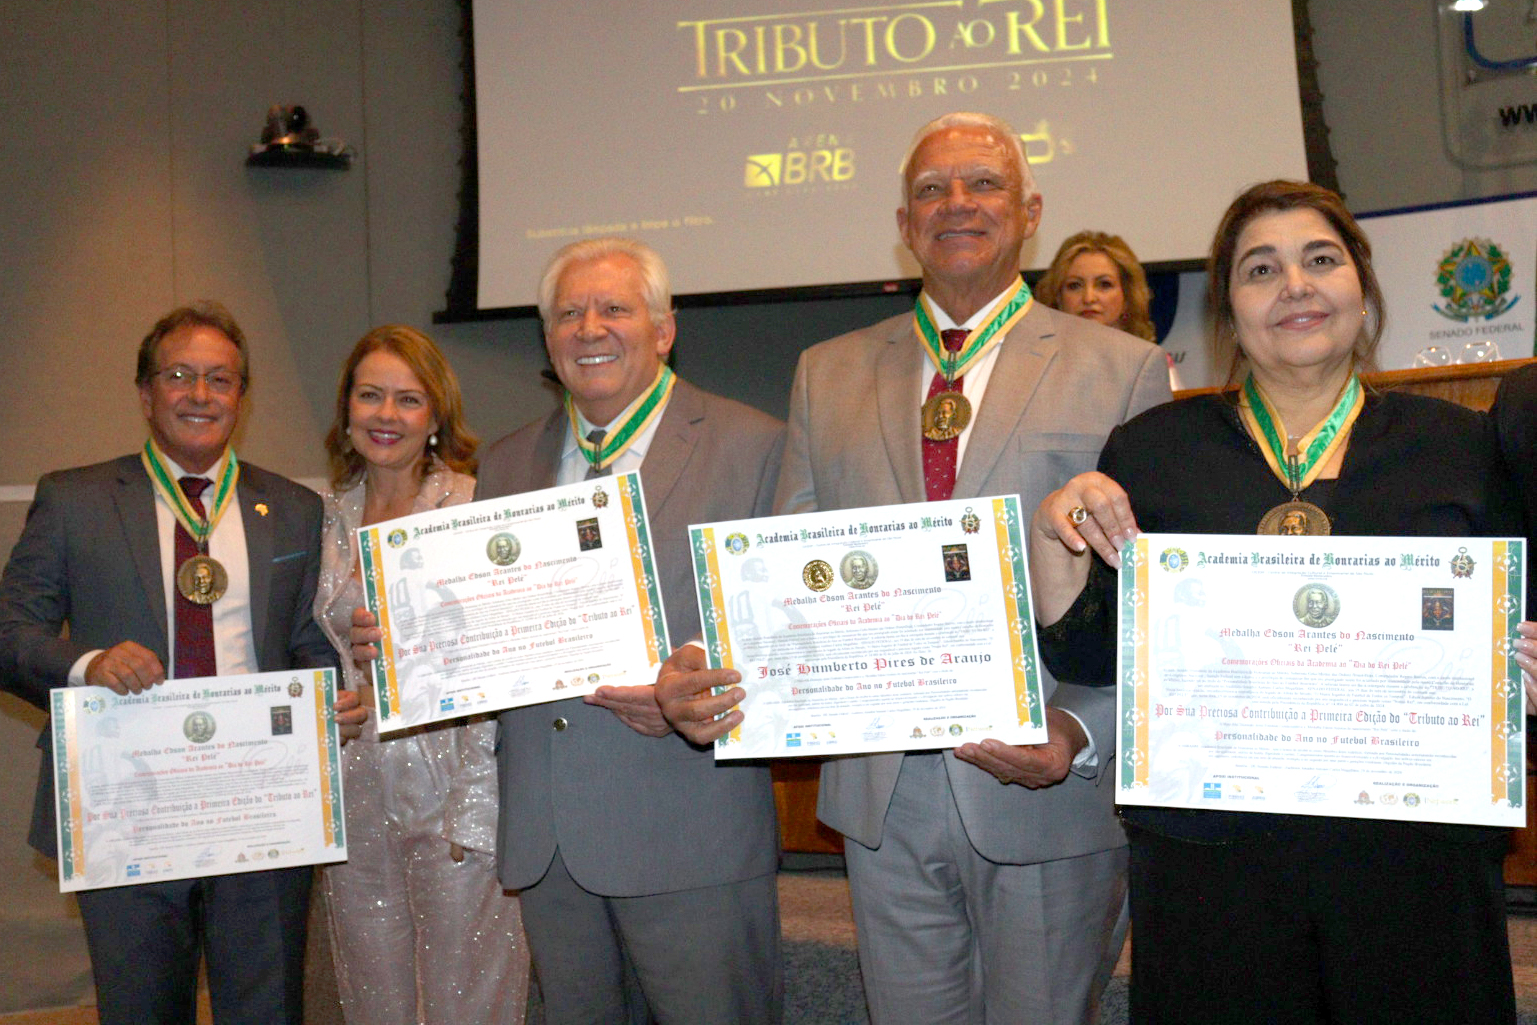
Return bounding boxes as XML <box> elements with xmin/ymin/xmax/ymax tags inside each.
<box><xmin>272</xmin><ymin>550</ymin><xmax>307</xmax><ymax>564</ymax></box>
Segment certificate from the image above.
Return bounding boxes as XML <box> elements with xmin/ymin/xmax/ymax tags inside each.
<box><xmin>51</xmin><ymin>668</ymin><xmax>346</xmax><ymax>892</ymax></box>
<box><xmin>359</xmin><ymin>472</ymin><xmax>669</xmax><ymax>733</ymax></box>
<box><xmin>690</xmin><ymin>495</ymin><xmax>1047</xmax><ymax>759</ymax></box>
<box><xmin>1118</xmin><ymin>534</ymin><xmax>1525</xmax><ymax>827</ymax></box>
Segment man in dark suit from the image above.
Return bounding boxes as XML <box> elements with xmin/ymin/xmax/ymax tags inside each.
<box><xmin>463</xmin><ymin>239</ymin><xmax>786</xmax><ymax>1023</ymax></box>
<box><xmin>0</xmin><ymin>302</ymin><xmax>356</xmax><ymax>1025</ymax></box>
<box><xmin>658</xmin><ymin>112</ymin><xmax>1172</xmax><ymax>1024</ymax></box>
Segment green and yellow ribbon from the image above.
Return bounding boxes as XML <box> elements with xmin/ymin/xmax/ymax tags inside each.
<box><xmin>566</xmin><ymin>364</ymin><xmax>676</xmax><ymax>473</ymax></box>
<box><xmin>1238</xmin><ymin>374</ymin><xmax>1363</xmax><ymax>493</ymax></box>
<box><xmin>913</xmin><ymin>277</ymin><xmax>1033</xmax><ymax>382</ymax></box>
<box><xmin>140</xmin><ymin>439</ymin><xmax>240</xmax><ymax>547</ymax></box>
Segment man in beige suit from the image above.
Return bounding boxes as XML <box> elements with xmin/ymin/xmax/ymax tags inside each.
<box><xmin>658</xmin><ymin>112</ymin><xmax>1171</xmax><ymax>1024</ymax></box>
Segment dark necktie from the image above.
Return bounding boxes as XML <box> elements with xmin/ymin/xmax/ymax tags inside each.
<box><xmin>584</xmin><ymin>429</ymin><xmax>610</xmax><ymax>479</ymax></box>
<box><xmin>923</xmin><ymin>329</ymin><xmax>968</xmax><ymax>502</ymax></box>
<box><xmin>174</xmin><ymin>476</ymin><xmax>215</xmax><ymax>679</ymax></box>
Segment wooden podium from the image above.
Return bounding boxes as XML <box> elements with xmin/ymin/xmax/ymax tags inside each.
<box><xmin>771</xmin><ymin>358</ymin><xmax>1537</xmax><ymax>873</ymax></box>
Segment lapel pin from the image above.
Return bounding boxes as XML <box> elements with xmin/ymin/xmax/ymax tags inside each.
<box><xmin>255</xmin><ymin>503</ymin><xmax>269</xmax><ymax>517</ymax></box>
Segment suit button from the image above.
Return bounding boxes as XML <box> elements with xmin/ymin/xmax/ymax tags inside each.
<box><xmin>553</xmin><ymin>717</ymin><xmax>568</xmax><ymax>731</ymax></box>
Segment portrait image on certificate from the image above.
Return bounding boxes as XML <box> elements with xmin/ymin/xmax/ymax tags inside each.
<box><xmin>51</xmin><ymin>668</ymin><xmax>346</xmax><ymax>892</ymax></box>
<box><xmin>1117</xmin><ymin>534</ymin><xmax>1525</xmax><ymax>827</ymax></box>
<box><xmin>690</xmin><ymin>495</ymin><xmax>1047</xmax><ymax>759</ymax></box>
<box><xmin>359</xmin><ymin>471</ymin><xmax>669</xmax><ymax>733</ymax></box>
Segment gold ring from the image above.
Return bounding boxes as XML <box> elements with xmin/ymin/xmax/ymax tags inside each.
<box><xmin>1067</xmin><ymin>506</ymin><xmax>1088</xmax><ymax>526</ymax></box>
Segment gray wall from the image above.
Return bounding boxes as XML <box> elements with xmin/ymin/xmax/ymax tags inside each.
<box><xmin>1</xmin><ymin>0</ymin><xmax>1530</xmax><ymax>1013</ymax></box>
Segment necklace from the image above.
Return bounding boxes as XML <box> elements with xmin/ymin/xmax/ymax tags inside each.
<box><xmin>1238</xmin><ymin>374</ymin><xmax>1361</xmax><ymax>536</ymax></box>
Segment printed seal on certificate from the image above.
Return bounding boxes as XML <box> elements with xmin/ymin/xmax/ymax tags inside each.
<box><xmin>1292</xmin><ymin>581</ymin><xmax>1341</xmax><ymax>628</ymax></box>
<box><xmin>183</xmin><ymin>710</ymin><xmax>217</xmax><ymax>744</ymax></box>
<box><xmin>840</xmin><ymin>550</ymin><xmax>879</xmax><ymax>590</ymax></box>
<box><xmin>803</xmin><ymin>559</ymin><xmax>833</xmax><ymax>592</ymax></box>
<box><xmin>486</xmin><ymin>532</ymin><xmax>521</xmax><ymax>566</ymax></box>
<box><xmin>1450</xmin><ymin>546</ymin><xmax>1476</xmax><ymax>578</ymax></box>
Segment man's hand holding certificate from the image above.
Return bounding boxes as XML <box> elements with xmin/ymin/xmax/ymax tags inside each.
<box><xmin>51</xmin><ymin>669</ymin><xmax>346</xmax><ymax>892</ymax></box>
<box><xmin>687</xmin><ymin>495</ymin><xmax>1047</xmax><ymax>758</ymax></box>
<box><xmin>359</xmin><ymin>471</ymin><xmax>669</xmax><ymax>733</ymax></box>
<box><xmin>1118</xmin><ymin>534</ymin><xmax>1526</xmax><ymax>827</ymax></box>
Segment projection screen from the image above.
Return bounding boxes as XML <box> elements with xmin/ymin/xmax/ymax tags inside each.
<box><xmin>471</xmin><ymin>0</ymin><xmax>1308</xmax><ymax>312</ymax></box>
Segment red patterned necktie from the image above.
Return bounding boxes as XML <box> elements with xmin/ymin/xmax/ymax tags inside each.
<box><xmin>923</xmin><ymin>329</ymin><xmax>968</xmax><ymax>502</ymax></box>
<box><xmin>173</xmin><ymin>476</ymin><xmax>215</xmax><ymax>679</ymax></box>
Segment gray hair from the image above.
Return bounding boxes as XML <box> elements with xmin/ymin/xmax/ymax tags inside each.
<box><xmin>536</xmin><ymin>237</ymin><xmax>674</xmax><ymax>330</ymax></box>
<box><xmin>898</xmin><ymin>112</ymin><xmax>1039</xmax><ymax>206</ymax></box>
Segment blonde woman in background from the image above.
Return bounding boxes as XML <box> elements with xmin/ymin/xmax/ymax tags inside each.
<box><xmin>1036</xmin><ymin>229</ymin><xmax>1183</xmax><ymax>388</ymax></box>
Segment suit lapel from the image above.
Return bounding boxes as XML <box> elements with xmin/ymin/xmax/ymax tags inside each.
<box><xmin>953</xmin><ymin>304</ymin><xmax>1058</xmax><ymax>499</ymax></box>
<box><xmin>533</xmin><ymin>411</ymin><xmax>566</xmax><ymax>489</ymax></box>
<box><xmin>239</xmin><ymin>470</ymin><xmax>274</xmax><ymax>654</ymax></box>
<box><xmin>113</xmin><ymin>459</ymin><xmax>168</xmax><ymax>652</ymax></box>
<box><xmin>875</xmin><ymin>320</ymin><xmax>927</xmax><ymax>505</ymax></box>
<box><xmin>640</xmin><ymin>380</ymin><xmax>702</xmax><ymax>515</ymax></box>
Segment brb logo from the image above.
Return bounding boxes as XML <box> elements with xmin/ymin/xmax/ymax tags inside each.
<box><xmin>745</xmin><ymin>134</ymin><xmax>854</xmax><ymax>188</ymax></box>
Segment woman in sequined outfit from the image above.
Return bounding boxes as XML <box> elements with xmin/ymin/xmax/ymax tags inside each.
<box><xmin>315</xmin><ymin>325</ymin><xmax>528</xmax><ymax>1025</ymax></box>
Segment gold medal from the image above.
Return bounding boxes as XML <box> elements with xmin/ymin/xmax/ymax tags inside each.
<box><xmin>1239</xmin><ymin>375</ymin><xmax>1359</xmax><ymax>538</ymax></box>
<box><xmin>802</xmin><ymin>559</ymin><xmax>833</xmax><ymax>592</ymax></box>
<box><xmin>1258</xmin><ymin>500</ymin><xmax>1330</xmax><ymax>536</ymax></box>
<box><xmin>921</xmin><ymin>390</ymin><xmax>971</xmax><ymax>442</ymax></box>
<box><xmin>913</xmin><ymin>281</ymin><xmax>1032</xmax><ymax>445</ymax></box>
<box><xmin>176</xmin><ymin>554</ymin><xmax>228</xmax><ymax>605</ymax></box>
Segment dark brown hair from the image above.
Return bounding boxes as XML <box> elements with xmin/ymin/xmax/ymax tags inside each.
<box><xmin>135</xmin><ymin>301</ymin><xmax>249</xmax><ymax>389</ymax></box>
<box><xmin>1208</xmin><ymin>180</ymin><xmax>1384</xmax><ymax>387</ymax></box>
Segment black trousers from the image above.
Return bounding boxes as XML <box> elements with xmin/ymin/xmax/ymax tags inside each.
<box><xmin>1126</xmin><ymin>819</ymin><xmax>1515</xmax><ymax>1025</ymax></box>
<box><xmin>77</xmin><ymin>865</ymin><xmax>311</xmax><ymax>1025</ymax></box>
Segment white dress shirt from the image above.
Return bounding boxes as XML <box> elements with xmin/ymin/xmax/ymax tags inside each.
<box><xmin>557</xmin><ymin>398</ymin><xmax>669</xmax><ymax>486</ymax></box>
<box><xmin>70</xmin><ymin>448</ymin><xmax>257</xmax><ymax>683</ymax></box>
<box><xmin>920</xmin><ymin>287</ymin><xmax>1097</xmax><ymax>769</ymax></box>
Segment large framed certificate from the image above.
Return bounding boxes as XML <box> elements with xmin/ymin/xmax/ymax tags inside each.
<box><xmin>51</xmin><ymin>669</ymin><xmax>346</xmax><ymax>892</ymax></box>
<box><xmin>359</xmin><ymin>472</ymin><xmax>669</xmax><ymax>734</ymax></box>
<box><xmin>690</xmin><ymin>495</ymin><xmax>1047</xmax><ymax>759</ymax></box>
<box><xmin>1118</xmin><ymin>534</ymin><xmax>1525</xmax><ymax>827</ymax></box>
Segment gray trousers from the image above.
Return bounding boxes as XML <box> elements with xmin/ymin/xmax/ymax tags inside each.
<box><xmin>518</xmin><ymin>848</ymin><xmax>783</xmax><ymax>1025</ymax></box>
<box><xmin>843</xmin><ymin>753</ymin><xmax>1127</xmax><ymax>1025</ymax></box>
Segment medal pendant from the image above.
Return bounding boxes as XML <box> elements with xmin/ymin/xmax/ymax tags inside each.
<box><xmin>922</xmin><ymin>390</ymin><xmax>972</xmax><ymax>442</ymax></box>
<box><xmin>177</xmin><ymin>554</ymin><xmax>228</xmax><ymax>605</ymax></box>
<box><xmin>1257</xmin><ymin>500</ymin><xmax>1330</xmax><ymax>536</ymax></box>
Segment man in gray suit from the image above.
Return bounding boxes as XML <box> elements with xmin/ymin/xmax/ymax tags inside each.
<box><xmin>475</xmin><ymin>238</ymin><xmax>785</xmax><ymax>1023</ymax></box>
<box><xmin>658</xmin><ymin>112</ymin><xmax>1172</xmax><ymax>1024</ymax></box>
<box><xmin>0</xmin><ymin>302</ymin><xmax>358</xmax><ymax>1025</ymax></box>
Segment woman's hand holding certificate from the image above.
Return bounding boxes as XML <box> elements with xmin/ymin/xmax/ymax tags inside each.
<box><xmin>357</xmin><ymin>471</ymin><xmax>670</xmax><ymax>734</ymax></box>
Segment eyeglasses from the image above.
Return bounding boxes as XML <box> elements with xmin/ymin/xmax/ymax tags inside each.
<box><xmin>154</xmin><ymin>366</ymin><xmax>244</xmax><ymax>395</ymax></box>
